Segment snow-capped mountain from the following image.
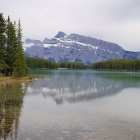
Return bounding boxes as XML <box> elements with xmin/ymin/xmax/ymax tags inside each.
<box><xmin>24</xmin><ymin>31</ymin><xmax>140</xmax><ymax>64</ymax></box>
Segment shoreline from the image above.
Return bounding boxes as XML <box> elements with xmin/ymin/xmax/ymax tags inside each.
<box><xmin>0</xmin><ymin>75</ymin><xmax>35</xmax><ymax>83</ymax></box>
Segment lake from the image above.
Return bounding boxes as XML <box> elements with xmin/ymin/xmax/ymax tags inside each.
<box><xmin>1</xmin><ymin>70</ymin><xmax>140</xmax><ymax>140</ymax></box>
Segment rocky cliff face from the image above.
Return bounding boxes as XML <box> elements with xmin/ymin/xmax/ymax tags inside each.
<box><xmin>24</xmin><ymin>31</ymin><xmax>140</xmax><ymax>64</ymax></box>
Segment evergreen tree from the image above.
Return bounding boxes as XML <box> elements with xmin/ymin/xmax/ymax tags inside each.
<box><xmin>0</xmin><ymin>13</ymin><xmax>7</xmax><ymax>70</ymax></box>
<box><xmin>6</xmin><ymin>16</ymin><xmax>18</xmax><ymax>75</ymax></box>
<box><xmin>13</xmin><ymin>20</ymin><xmax>27</xmax><ymax>76</ymax></box>
<box><xmin>0</xmin><ymin>13</ymin><xmax>28</xmax><ymax>77</ymax></box>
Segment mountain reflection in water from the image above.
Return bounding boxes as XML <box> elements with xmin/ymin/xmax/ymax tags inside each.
<box><xmin>1</xmin><ymin>70</ymin><xmax>140</xmax><ymax>140</ymax></box>
<box><xmin>27</xmin><ymin>70</ymin><xmax>140</xmax><ymax>105</ymax></box>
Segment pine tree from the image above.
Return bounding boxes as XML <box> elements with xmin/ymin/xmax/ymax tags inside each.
<box><xmin>0</xmin><ymin>13</ymin><xmax>28</xmax><ymax>76</ymax></box>
<box><xmin>13</xmin><ymin>20</ymin><xmax>27</xmax><ymax>77</ymax></box>
<box><xmin>6</xmin><ymin>16</ymin><xmax>18</xmax><ymax>75</ymax></box>
<box><xmin>0</xmin><ymin>13</ymin><xmax>7</xmax><ymax>70</ymax></box>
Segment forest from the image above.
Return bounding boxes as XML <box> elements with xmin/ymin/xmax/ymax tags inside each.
<box><xmin>92</xmin><ymin>59</ymin><xmax>140</xmax><ymax>71</ymax></box>
<box><xmin>26</xmin><ymin>57</ymin><xmax>86</xmax><ymax>69</ymax></box>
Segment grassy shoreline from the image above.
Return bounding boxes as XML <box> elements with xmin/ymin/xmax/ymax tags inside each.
<box><xmin>0</xmin><ymin>75</ymin><xmax>35</xmax><ymax>83</ymax></box>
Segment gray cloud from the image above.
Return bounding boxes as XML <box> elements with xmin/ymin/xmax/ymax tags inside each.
<box><xmin>0</xmin><ymin>0</ymin><xmax>140</xmax><ymax>51</ymax></box>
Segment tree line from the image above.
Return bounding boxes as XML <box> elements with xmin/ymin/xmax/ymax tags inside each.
<box><xmin>0</xmin><ymin>13</ymin><xmax>27</xmax><ymax>76</ymax></box>
<box><xmin>26</xmin><ymin>57</ymin><xmax>86</xmax><ymax>69</ymax></box>
<box><xmin>92</xmin><ymin>59</ymin><xmax>140</xmax><ymax>71</ymax></box>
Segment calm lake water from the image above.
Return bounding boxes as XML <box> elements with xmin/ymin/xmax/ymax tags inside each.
<box><xmin>1</xmin><ymin>70</ymin><xmax>140</xmax><ymax>140</ymax></box>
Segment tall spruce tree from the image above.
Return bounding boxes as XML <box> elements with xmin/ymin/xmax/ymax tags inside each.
<box><xmin>13</xmin><ymin>20</ymin><xmax>27</xmax><ymax>77</ymax></box>
<box><xmin>0</xmin><ymin>13</ymin><xmax>7</xmax><ymax>70</ymax></box>
<box><xmin>6</xmin><ymin>16</ymin><xmax>18</xmax><ymax>75</ymax></box>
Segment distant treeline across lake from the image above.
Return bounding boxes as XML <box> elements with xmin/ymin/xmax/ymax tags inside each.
<box><xmin>26</xmin><ymin>57</ymin><xmax>140</xmax><ymax>71</ymax></box>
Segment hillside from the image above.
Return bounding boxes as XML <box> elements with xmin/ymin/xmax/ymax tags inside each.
<box><xmin>24</xmin><ymin>31</ymin><xmax>140</xmax><ymax>64</ymax></box>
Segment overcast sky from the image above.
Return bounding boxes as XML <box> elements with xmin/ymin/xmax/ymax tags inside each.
<box><xmin>1</xmin><ymin>0</ymin><xmax>140</xmax><ymax>51</ymax></box>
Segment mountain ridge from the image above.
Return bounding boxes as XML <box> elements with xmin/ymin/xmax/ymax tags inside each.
<box><xmin>24</xmin><ymin>31</ymin><xmax>140</xmax><ymax>64</ymax></box>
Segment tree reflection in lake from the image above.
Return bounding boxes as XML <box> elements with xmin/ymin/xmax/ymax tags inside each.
<box><xmin>1</xmin><ymin>70</ymin><xmax>140</xmax><ymax>140</ymax></box>
<box><xmin>0</xmin><ymin>82</ymin><xmax>28</xmax><ymax>140</ymax></box>
<box><xmin>27</xmin><ymin>70</ymin><xmax>140</xmax><ymax>105</ymax></box>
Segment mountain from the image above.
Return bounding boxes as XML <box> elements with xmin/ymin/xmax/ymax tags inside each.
<box><xmin>24</xmin><ymin>31</ymin><xmax>140</xmax><ymax>64</ymax></box>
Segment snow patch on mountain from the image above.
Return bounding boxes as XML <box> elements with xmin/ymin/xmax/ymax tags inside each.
<box><xmin>24</xmin><ymin>31</ymin><xmax>140</xmax><ymax>64</ymax></box>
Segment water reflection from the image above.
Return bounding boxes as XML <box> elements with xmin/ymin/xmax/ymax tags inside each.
<box><xmin>1</xmin><ymin>71</ymin><xmax>140</xmax><ymax>140</ymax></box>
<box><xmin>27</xmin><ymin>70</ymin><xmax>140</xmax><ymax>104</ymax></box>
<box><xmin>0</xmin><ymin>82</ymin><xmax>28</xmax><ymax>140</ymax></box>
